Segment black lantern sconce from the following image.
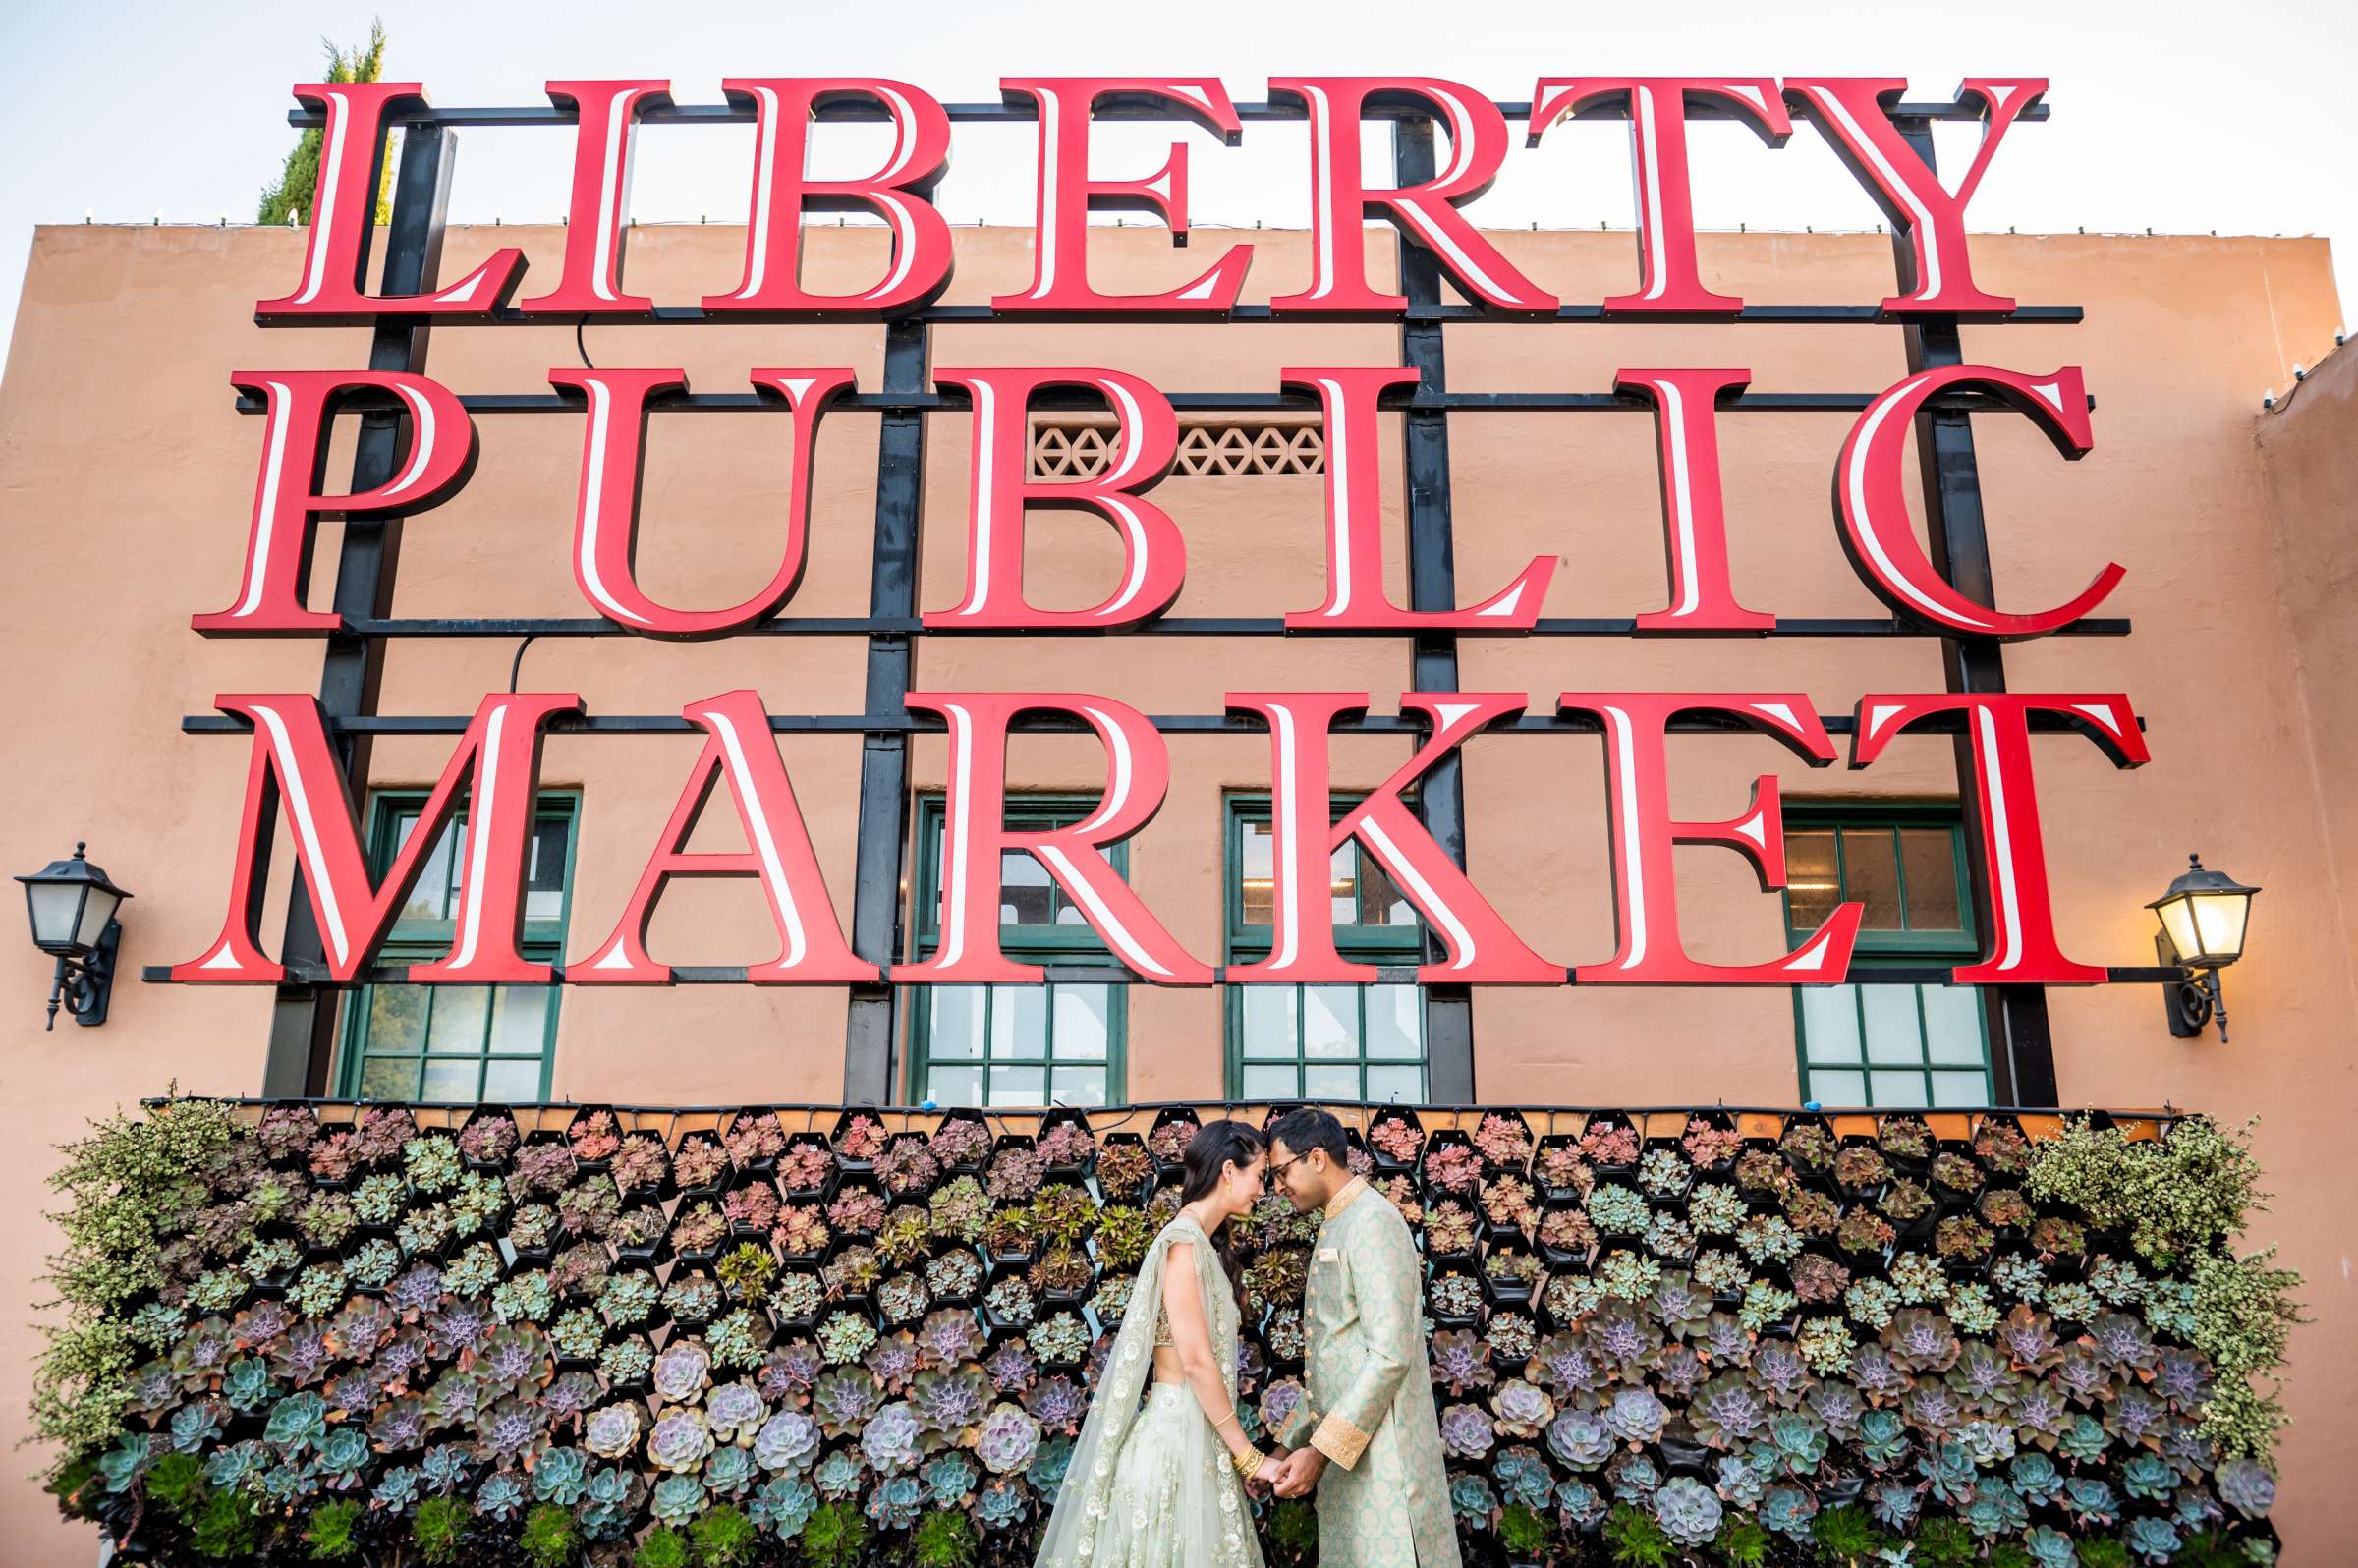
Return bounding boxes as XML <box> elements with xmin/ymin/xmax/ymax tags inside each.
<box><xmin>2149</xmin><ymin>853</ymin><xmax>2259</xmax><ymax>1043</ymax></box>
<box><xmin>16</xmin><ymin>843</ymin><xmax>132</xmax><ymax>1030</ymax></box>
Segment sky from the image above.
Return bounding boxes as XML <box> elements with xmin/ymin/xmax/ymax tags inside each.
<box><xmin>1</xmin><ymin>0</ymin><xmax>2355</xmax><ymax>371</ymax></box>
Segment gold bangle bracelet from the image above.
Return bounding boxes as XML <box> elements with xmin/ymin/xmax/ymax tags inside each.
<box><xmin>1230</xmin><ymin>1446</ymin><xmax>1264</xmax><ymax>1477</ymax></box>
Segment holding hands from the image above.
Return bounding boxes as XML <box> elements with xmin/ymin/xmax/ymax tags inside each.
<box><xmin>1269</xmin><ymin>1446</ymin><xmax>1327</xmax><ymax>1499</ymax></box>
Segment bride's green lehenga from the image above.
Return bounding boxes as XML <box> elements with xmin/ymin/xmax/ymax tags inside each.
<box><xmin>1032</xmin><ymin>1214</ymin><xmax>1266</xmax><ymax>1568</ymax></box>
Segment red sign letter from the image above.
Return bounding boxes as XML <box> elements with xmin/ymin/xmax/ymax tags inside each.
<box><xmin>575</xmin><ymin>690</ymin><xmax>874</xmax><ymax>983</ymax></box>
<box><xmin>256</xmin><ymin>82</ymin><xmax>525</xmax><ymax>319</ymax></box>
<box><xmin>1617</xmin><ymin>367</ymin><xmax>1774</xmax><ymax>631</ymax></box>
<box><xmin>520</xmin><ymin>80</ymin><xmax>672</xmax><ymax>314</ymax></box>
<box><xmin>704</xmin><ymin>79</ymin><xmax>953</xmax><ymax>315</ymax></box>
<box><xmin>1269</xmin><ymin>77</ymin><xmax>1555</xmax><ymax>314</ymax></box>
<box><xmin>1851</xmin><ymin>693</ymin><xmax>2147</xmax><ymax>983</ymax></box>
<box><xmin>993</xmin><ymin>78</ymin><xmax>1253</xmax><ymax>313</ymax></box>
<box><xmin>549</xmin><ymin>366</ymin><xmax>854</xmax><ymax>636</ymax></box>
<box><xmin>1283</xmin><ymin>366</ymin><xmax>1554</xmax><ymax>628</ymax></box>
<box><xmin>194</xmin><ymin>371</ymin><xmax>477</xmax><ymax>635</ymax></box>
<box><xmin>1557</xmin><ymin>692</ymin><xmax>1863</xmax><ymax>983</ymax></box>
<box><xmin>1225</xmin><ymin>692</ymin><xmax>1560</xmax><ymax>982</ymax></box>
<box><xmin>893</xmin><ymin>693</ymin><xmax>1209</xmax><ymax>984</ymax></box>
<box><xmin>1838</xmin><ymin>364</ymin><xmax>2119</xmax><ymax>637</ymax></box>
<box><xmin>1786</xmin><ymin>77</ymin><xmax>2047</xmax><ymax>316</ymax></box>
<box><xmin>1529</xmin><ymin>78</ymin><xmax>1791</xmax><ymax>315</ymax></box>
<box><xmin>170</xmin><ymin>692</ymin><xmax>579</xmax><ymax>983</ymax></box>
<box><xmin>926</xmin><ymin>367</ymin><xmax>1186</xmax><ymax>628</ymax></box>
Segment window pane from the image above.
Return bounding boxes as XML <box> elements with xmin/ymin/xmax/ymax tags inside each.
<box><xmin>1328</xmin><ymin>844</ymin><xmax>1358</xmax><ymax>925</ymax></box>
<box><xmin>1302</xmin><ymin>986</ymin><xmax>1355</xmax><ymax>1058</ymax></box>
<box><xmin>1000</xmin><ymin>852</ymin><xmax>1054</xmax><ymax>925</ymax></box>
<box><xmin>1869</xmin><ymin>1070</ymin><xmax>1930</xmax><ymax>1107</ymax></box>
<box><xmin>426</xmin><ymin>987</ymin><xmax>491</xmax><ymax>1053</ymax></box>
<box><xmin>421</xmin><ymin>1056</ymin><xmax>480</xmax><ymax>1102</ymax></box>
<box><xmin>1899</xmin><ymin>830</ymin><xmax>1962</xmax><ymax>930</ymax></box>
<box><xmin>1305</xmin><ymin>1065</ymin><xmax>1361</xmax><ymax>1101</ymax></box>
<box><xmin>1049</xmin><ymin>1066</ymin><xmax>1107</xmax><ymax>1106</ymax></box>
<box><xmin>1806</xmin><ymin>1069</ymin><xmax>1866</xmax><ymax>1107</ymax></box>
<box><xmin>366</xmin><ymin>984</ymin><xmax>430</xmax><ymax>1053</ymax></box>
<box><xmin>1241</xmin><ymin>1064</ymin><xmax>1297</xmax><ymax>1099</ymax></box>
<box><xmin>927</xmin><ymin>1065</ymin><xmax>982</xmax><ymax>1106</ymax></box>
<box><xmin>1052</xmin><ymin>986</ymin><xmax>1109</xmax><ymax>1060</ymax></box>
<box><xmin>1860</xmin><ymin>986</ymin><xmax>1923</xmax><ymax>1064</ymax></box>
<box><xmin>525</xmin><ymin>817</ymin><xmax>570</xmax><ymax>924</ymax></box>
<box><xmin>1239</xmin><ymin>986</ymin><xmax>1297</xmax><ymax>1059</ymax></box>
<box><xmin>1355</xmin><ymin>848</ymin><xmax>1411</xmax><ymax>927</ymax></box>
<box><xmin>1785</xmin><ymin>831</ymin><xmax>1839</xmax><ymax>931</ymax></box>
<box><xmin>929</xmin><ymin>988</ymin><xmax>984</xmax><ymax>1058</ymax></box>
<box><xmin>359</xmin><ymin>1054</ymin><xmax>421</xmax><ymax>1100</ymax></box>
<box><xmin>1932</xmin><ymin>1070</ymin><xmax>1990</xmax><ymax>1107</ymax></box>
<box><xmin>990</xmin><ymin>985</ymin><xmax>1047</xmax><ymax>1060</ymax></box>
<box><xmin>1844</xmin><ymin>829</ymin><xmax>1904</xmax><ymax>929</ymax></box>
<box><xmin>492</xmin><ymin>988</ymin><xmax>550</xmax><ymax>1056</ymax></box>
<box><xmin>395</xmin><ymin>814</ymin><xmax>457</xmax><ymax>922</ymax></box>
<box><xmin>1922</xmin><ymin>985</ymin><xmax>1985</xmax><ymax>1065</ymax></box>
<box><xmin>986</xmin><ymin>1065</ymin><xmax>1045</xmax><ymax>1106</ymax></box>
<box><xmin>1365</xmin><ymin>1064</ymin><xmax>1425</xmax><ymax>1104</ymax></box>
<box><xmin>1366</xmin><ymin>984</ymin><xmax>1422</xmax><ymax>1059</ymax></box>
<box><xmin>483</xmin><ymin>1056</ymin><xmax>542</xmax><ymax>1102</ymax></box>
<box><xmin>1240</xmin><ymin>820</ymin><xmax>1274</xmax><ymax>925</ymax></box>
<box><xmin>1797</xmin><ymin>985</ymin><xmax>1861</xmax><ymax>1064</ymax></box>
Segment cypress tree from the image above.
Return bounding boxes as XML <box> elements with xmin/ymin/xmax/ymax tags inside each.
<box><xmin>255</xmin><ymin>19</ymin><xmax>392</xmax><ymax>226</ymax></box>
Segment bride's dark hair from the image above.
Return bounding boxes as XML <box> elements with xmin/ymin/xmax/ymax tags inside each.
<box><xmin>1177</xmin><ymin>1118</ymin><xmax>1266</xmax><ymax>1316</ymax></box>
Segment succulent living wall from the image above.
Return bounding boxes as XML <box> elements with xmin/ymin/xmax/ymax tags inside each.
<box><xmin>34</xmin><ymin>1099</ymin><xmax>2298</xmax><ymax>1567</ymax></box>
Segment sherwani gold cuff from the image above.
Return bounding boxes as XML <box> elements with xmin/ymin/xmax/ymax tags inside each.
<box><xmin>1310</xmin><ymin>1413</ymin><xmax>1371</xmax><ymax>1470</ymax></box>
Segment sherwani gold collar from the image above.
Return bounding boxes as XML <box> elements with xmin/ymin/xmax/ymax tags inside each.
<box><xmin>1322</xmin><ymin>1174</ymin><xmax>1369</xmax><ymax>1221</ymax></box>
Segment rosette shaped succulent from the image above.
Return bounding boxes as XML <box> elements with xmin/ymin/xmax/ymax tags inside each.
<box><xmin>648</xmin><ymin>1409</ymin><xmax>715</xmax><ymax>1474</ymax></box>
<box><xmin>975</xmin><ymin>1403</ymin><xmax>1041</xmax><ymax>1475</ymax></box>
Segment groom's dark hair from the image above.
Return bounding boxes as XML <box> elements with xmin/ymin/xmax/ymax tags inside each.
<box><xmin>1266</xmin><ymin>1106</ymin><xmax>1349</xmax><ymax>1165</ymax></box>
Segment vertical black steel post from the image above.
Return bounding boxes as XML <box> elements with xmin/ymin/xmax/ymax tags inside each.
<box><xmin>1889</xmin><ymin>115</ymin><xmax>2057</xmax><ymax>1105</ymax></box>
<box><xmin>260</xmin><ymin>125</ymin><xmax>460</xmax><ymax>1097</ymax></box>
<box><xmin>1393</xmin><ymin>115</ymin><xmax>1477</xmax><ymax>1102</ymax></box>
<box><xmin>841</xmin><ymin>318</ymin><xmax>929</xmax><ymax>1104</ymax></box>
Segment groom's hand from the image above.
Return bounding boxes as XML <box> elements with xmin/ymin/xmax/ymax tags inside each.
<box><xmin>1272</xmin><ymin>1447</ymin><xmax>1328</xmax><ymax>1498</ymax></box>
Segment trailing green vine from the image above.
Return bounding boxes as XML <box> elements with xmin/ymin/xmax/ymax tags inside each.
<box><xmin>30</xmin><ymin>1092</ymin><xmax>242</xmax><ymax>1480</ymax></box>
<box><xmin>2027</xmin><ymin>1116</ymin><xmax>2306</xmax><ymax>1464</ymax></box>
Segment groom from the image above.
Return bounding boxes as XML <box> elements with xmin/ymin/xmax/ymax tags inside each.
<box><xmin>1263</xmin><ymin>1108</ymin><xmax>1459</xmax><ymax>1568</ymax></box>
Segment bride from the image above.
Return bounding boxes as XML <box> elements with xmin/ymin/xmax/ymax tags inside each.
<box><xmin>1034</xmin><ymin>1118</ymin><xmax>1279</xmax><ymax>1568</ymax></box>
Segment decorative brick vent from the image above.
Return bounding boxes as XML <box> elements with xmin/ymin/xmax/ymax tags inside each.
<box><xmin>1030</xmin><ymin>420</ymin><xmax>1325</xmax><ymax>480</ymax></box>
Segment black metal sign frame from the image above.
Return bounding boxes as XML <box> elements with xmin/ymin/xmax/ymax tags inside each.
<box><xmin>136</xmin><ymin>89</ymin><xmax>2143</xmax><ymax>1110</ymax></box>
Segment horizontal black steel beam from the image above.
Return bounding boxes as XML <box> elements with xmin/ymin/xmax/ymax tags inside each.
<box><xmin>252</xmin><ymin>303</ymin><xmax>2086</xmax><ymax>328</ymax></box>
<box><xmin>302</xmin><ymin>615</ymin><xmax>2134</xmax><ymax>640</ymax></box>
<box><xmin>236</xmin><ymin>388</ymin><xmax>2092</xmax><ymax>416</ymax></box>
<box><xmin>179</xmin><ymin>709</ymin><xmax>2141</xmax><ymax>738</ymax></box>
<box><xmin>140</xmin><ymin>961</ymin><xmax>2183</xmax><ymax>988</ymax></box>
<box><xmin>290</xmin><ymin>96</ymin><xmax>2049</xmax><ymax>130</ymax></box>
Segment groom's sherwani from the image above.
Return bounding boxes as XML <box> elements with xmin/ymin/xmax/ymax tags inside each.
<box><xmin>1275</xmin><ymin>1176</ymin><xmax>1460</xmax><ymax>1567</ymax></box>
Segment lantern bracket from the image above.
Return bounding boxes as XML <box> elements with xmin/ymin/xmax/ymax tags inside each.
<box><xmin>2156</xmin><ymin>931</ymin><xmax>2227</xmax><ymax>1042</ymax></box>
<box><xmin>44</xmin><ymin>918</ymin><xmax>121</xmax><ymax>1031</ymax></box>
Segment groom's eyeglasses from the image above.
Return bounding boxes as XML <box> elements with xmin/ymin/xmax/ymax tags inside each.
<box><xmin>1265</xmin><ymin>1154</ymin><xmax>1304</xmax><ymax>1183</ymax></box>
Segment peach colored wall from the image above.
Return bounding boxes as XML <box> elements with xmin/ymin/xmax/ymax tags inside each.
<box><xmin>0</xmin><ymin>220</ymin><xmax>2349</xmax><ymax>1557</ymax></box>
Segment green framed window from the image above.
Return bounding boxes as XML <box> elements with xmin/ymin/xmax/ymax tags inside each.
<box><xmin>335</xmin><ymin>791</ymin><xmax>580</xmax><ymax>1103</ymax></box>
<box><xmin>1223</xmin><ymin>795</ymin><xmax>1427</xmax><ymax>1102</ymax></box>
<box><xmin>1781</xmin><ymin>804</ymin><xmax>1991</xmax><ymax>1108</ymax></box>
<box><xmin>904</xmin><ymin>796</ymin><xmax>1126</xmax><ymax>1107</ymax></box>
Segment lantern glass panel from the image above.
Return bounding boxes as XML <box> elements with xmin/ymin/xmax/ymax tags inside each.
<box><xmin>2157</xmin><ymin>897</ymin><xmax>2204</xmax><ymax>965</ymax></box>
<box><xmin>25</xmin><ymin>882</ymin><xmax>84</xmax><ymax>951</ymax></box>
<box><xmin>75</xmin><ymin>887</ymin><xmax>121</xmax><ymax>951</ymax></box>
<box><xmin>2188</xmin><ymin>891</ymin><xmax>2251</xmax><ymax>963</ymax></box>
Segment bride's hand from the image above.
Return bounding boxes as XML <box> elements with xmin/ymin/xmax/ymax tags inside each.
<box><xmin>1250</xmin><ymin>1454</ymin><xmax>1282</xmax><ymax>1493</ymax></box>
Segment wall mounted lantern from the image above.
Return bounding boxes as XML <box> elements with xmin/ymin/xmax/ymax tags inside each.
<box><xmin>2149</xmin><ymin>853</ymin><xmax>2259</xmax><ymax>1042</ymax></box>
<box><xmin>16</xmin><ymin>843</ymin><xmax>131</xmax><ymax>1030</ymax></box>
